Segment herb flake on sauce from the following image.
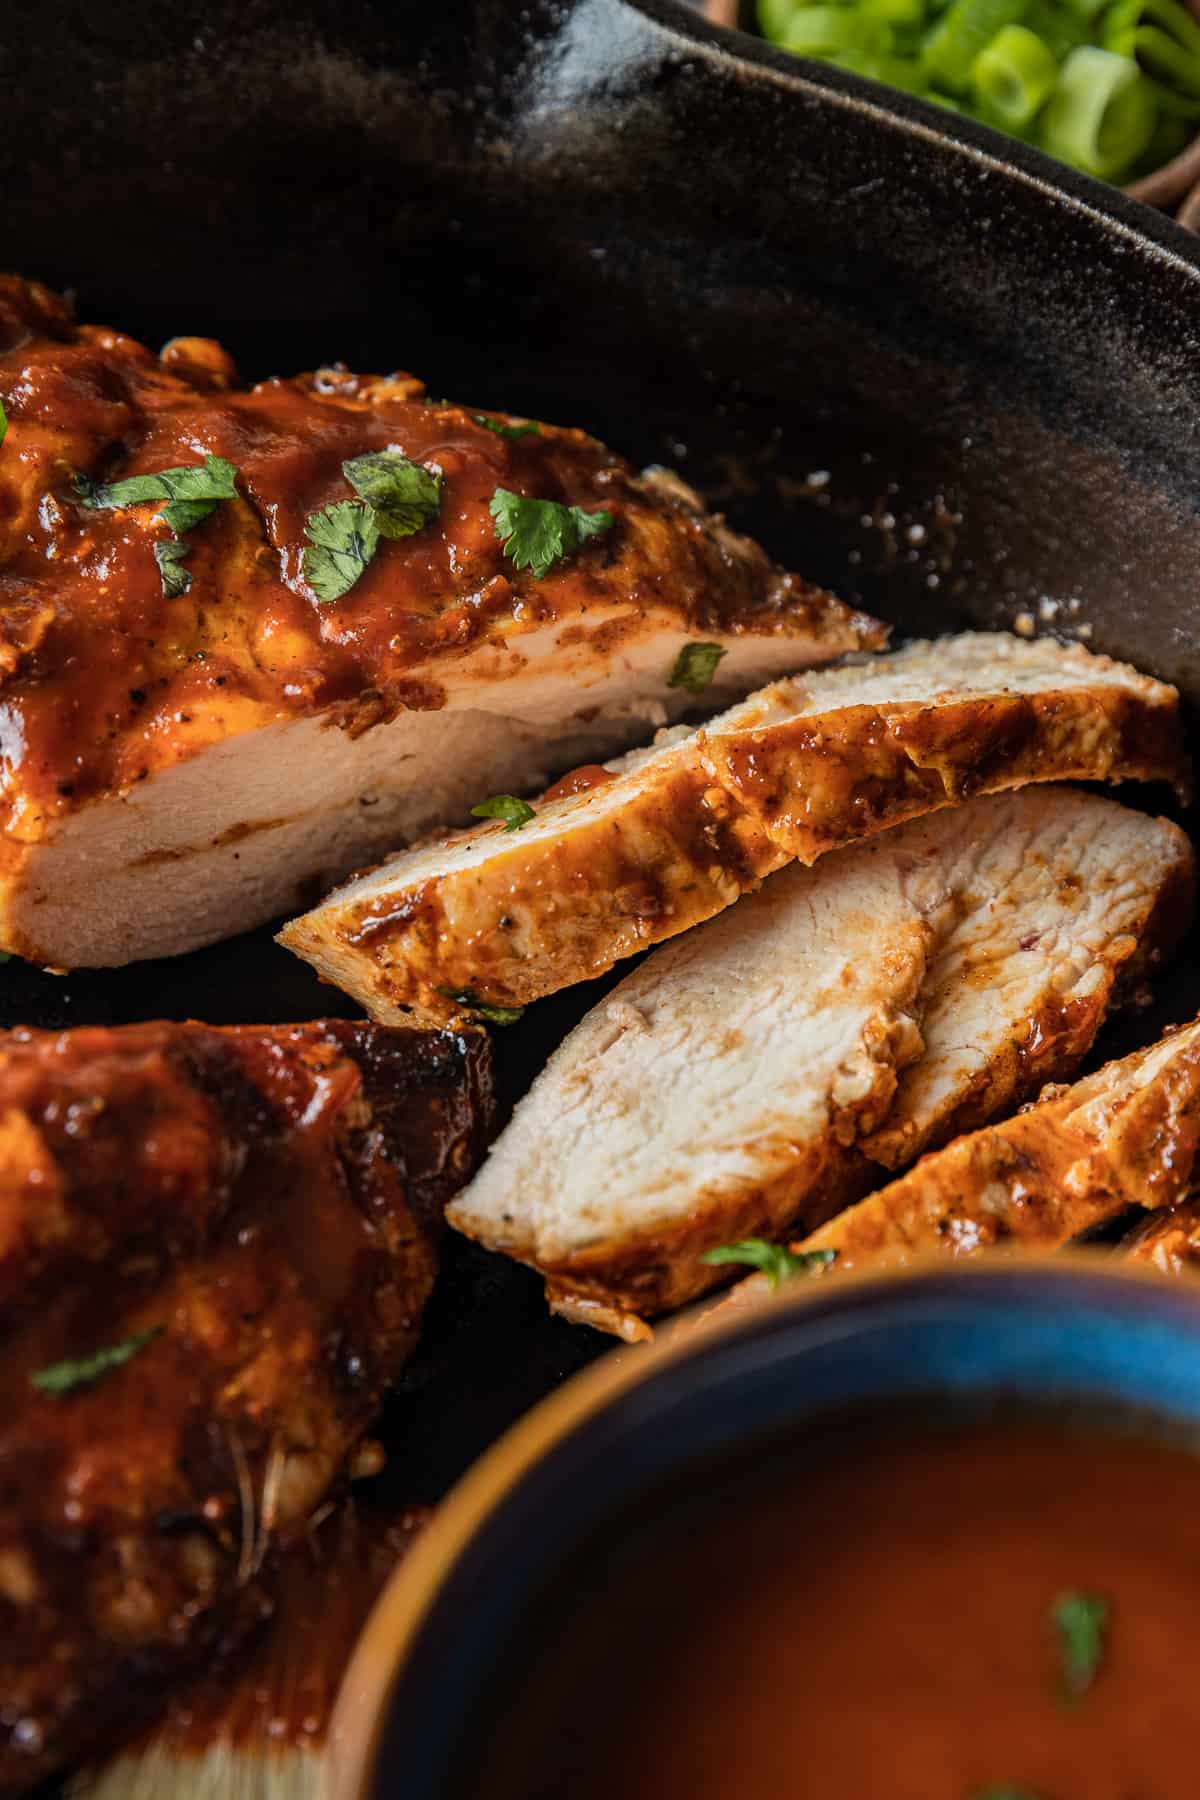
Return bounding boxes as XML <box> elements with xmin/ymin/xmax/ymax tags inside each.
<box><xmin>31</xmin><ymin>1325</ymin><xmax>162</xmax><ymax>1397</ymax></box>
<box><xmin>667</xmin><ymin>641</ymin><xmax>727</xmax><ymax>694</ymax></box>
<box><xmin>342</xmin><ymin>450</ymin><xmax>442</xmax><ymax>540</ymax></box>
<box><xmin>303</xmin><ymin>499</ymin><xmax>382</xmax><ymax>605</ymax></box>
<box><xmin>701</xmin><ymin>1239</ymin><xmax>837</xmax><ymax>1289</ymax></box>
<box><xmin>471</xmin><ymin>794</ymin><xmax>536</xmax><ymax>832</ymax></box>
<box><xmin>489</xmin><ymin>488</ymin><xmax>614</xmax><ymax>581</ymax></box>
<box><xmin>473</xmin><ymin>413</ymin><xmax>542</xmax><ymax>440</ymax></box>
<box><xmin>1051</xmin><ymin>1589</ymin><xmax>1110</xmax><ymax>1702</ymax></box>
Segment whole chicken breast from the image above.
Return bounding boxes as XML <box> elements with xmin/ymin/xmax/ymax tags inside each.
<box><xmin>0</xmin><ymin>1017</ymin><xmax>492</xmax><ymax>1792</ymax></box>
<box><xmin>0</xmin><ymin>277</ymin><xmax>880</xmax><ymax>968</ymax></box>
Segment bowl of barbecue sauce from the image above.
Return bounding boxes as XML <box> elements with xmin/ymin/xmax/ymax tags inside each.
<box><xmin>331</xmin><ymin>1259</ymin><xmax>1200</xmax><ymax>1800</ymax></box>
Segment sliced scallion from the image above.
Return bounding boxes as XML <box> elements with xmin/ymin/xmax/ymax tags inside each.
<box><xmin>758</xmin><ymin>0</ymin><xmax>805</xmax><ymax>39</ymax></box>
<box><xmin>975</xmin><ymin>22</ymin><xmax>1061</xmax><ymax>120</ymax></box>
<box><xmin>835</xmin><ymin>46</ymin><xmax>930</xmax><ymax>84</ymax></box>
<box><xmin>1104</xmin><ymin>0</ymin><xmax>1200</xmax><ymax>59</ymax></box>
<box><xmin>1111</xmin><ymin>22</ymin><xmax>1200</xmax><ymax>94</ymax></box>
<box><xmin>1041</xmin><ymin>44</ymin><xmax>1158</xmax><ymax>175</ymax></box>
<box><xmin>861</xmin><ymin>0</ymin><xmax>928</xmax><ymax>28</ymax></box>
<box><xmin>783</xmin><ymin>7</ymin><xmax>896</xmax><ymax>54</ymax></box>
<box><xmin>922</xmin><ymin>0</ymin><xmax>1030</xmax><ymax>93</ymax></box>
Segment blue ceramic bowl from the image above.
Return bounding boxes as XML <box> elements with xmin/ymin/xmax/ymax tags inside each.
<box><xmin>330</xmin><ymin>1257</ymin><xmax>1200</xmax><ymax>1799</ymax></box>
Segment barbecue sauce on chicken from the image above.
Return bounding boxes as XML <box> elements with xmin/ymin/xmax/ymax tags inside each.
<box><xmin>0</xmin><ymin>1017</ymin><xmax>492</xmax><ymax>1791</ymax></box>
<box><xmin>0</xmin><ymin>276</ymin><xmax>846</xmax><ymax>852</ymax></box>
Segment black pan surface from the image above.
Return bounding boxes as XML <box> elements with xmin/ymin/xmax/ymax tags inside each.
<box><xmin>7</xmin><ymin>0</ymin><xmax>1200</xmax><ymax>1781</ymax></box>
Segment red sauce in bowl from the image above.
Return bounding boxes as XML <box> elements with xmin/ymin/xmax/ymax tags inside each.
<box><xmin>472</xmin><ymin>1415</ymin><xmax>1200</xmax><ymax>1800</ymax></box>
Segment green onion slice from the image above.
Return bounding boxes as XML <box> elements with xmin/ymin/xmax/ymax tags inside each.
<box><xmin>922</xmin><ymin>0</ymin><xmax>1030</xmax><ymax>93</ymax></box>
<box><xmin>758</xmin><ymin>0</ymin><xmax>805</xmax><ymax>40</ymax></box>
<box><xmin>1041</xmin><ymin>45</ymin><xmax>1159</xmax><ymax>177</ymax></box>
<box><xmin>783</xmin><ymin>7</ymin><xmax>896</xmax><ymax>53</ymax></box>
<box><xmin>974</xmin><ymin>22</ymin><xmax>1060</xmax><ymax>122</ymax></box>
<box><xmin>1104</xmin><ymin>0</ymin><xmax>1200</xmax><ymax>58</ymax></box>
<box><xmin>1112</xmin><ymin>22</ymin><xmax>1200</xmax><ymax>95</ymax></box>
<box><xmin>834</xmin><ymin>47</ymin><xmax>930</xmax><ymax>87</ymax></box>
<box><xmin>861</xmin><ymin>0</ymin><xmax>927</xmax><ymax>29</ymax></box>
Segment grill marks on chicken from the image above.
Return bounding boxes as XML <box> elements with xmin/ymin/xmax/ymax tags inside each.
<box><xmin>0</xmin><ymin>1019</ymin><xmax>493</xmax><ymax>1793</ymax></box>
<box><xmin>282</xmin><ymin>634</ymin><xmax>1187</xmax><ymax>1026</ymax></box>
<box><xmin>0</xmin><ymin>276</ymin><xmax>880</xmax><ymax>969</ymax></box>
<box><xmin>446</xmin><ymin>788</ymin><xmax>1193</xmax><ymax>1338</ymax></box>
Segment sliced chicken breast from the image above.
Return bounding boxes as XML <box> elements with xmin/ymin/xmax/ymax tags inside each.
<box><xmin>1123</xmin><ymin>1196</ymin><xmax>1200</xmax><ymax>1274</ymax></box>
<box><xmin>765</xmin><ymin>1014</ymin><xmax>1200</xmax><ymax>1285</ymax></box>
<box><xmin>282</xmin><ymin>633</ymin><xmax>1186</xmax><ymax>1026</ymax></box>
<box><xmin>0</xmin><ymin>276</ymin><xmax>879</xmax><ymax>969</ymax></box>
<box><xmin>446</xmin><ymin>788</ymin><xmax>1193</xmax><ymax>1338</ymax></box>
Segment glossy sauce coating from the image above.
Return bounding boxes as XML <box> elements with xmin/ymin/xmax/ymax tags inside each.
<box><xmin>0</xmin><ymin>276</ymin><xmax>849</xmax><ymax>854</ymax></box>
<box><xmin>0</xmin><ymin>1017</ymin><xmax>493</xmax><ymax>1791</ymax></box>
<box><xmin>477</xmin><ymin>1418</ymin><xmax>1200</xmax><ymax>1800</ymax></box>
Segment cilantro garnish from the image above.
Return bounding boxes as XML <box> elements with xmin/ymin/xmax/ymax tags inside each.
<box><xmin>74</xmin><ymin>454</ymin><xmax>239</xmax><ymax>597</ymax></box>
<box><xmin>489</xmin><ymin>488</ymin><xmax>614</xmax><ymax>581</ymax></box>
<box><xmin>302</xmin><ymin>500</ymin><xmax>381</xmax><ymax>605</ymax></box>
<box><xmin>302</xmin><ymin>451</ymin><xmax>441</xmax><ymax>603</ymax></box>
<box><xmin>74</xmin><ymin>453</ymin><xmax>238</xmax><ymax>521</ymax></box>
<box><xmin>1050</xmin><ymin>1590</ymin><xmax>1109</xmax><ymax>1703</ymax></box>
<box><xmin>972</xmin><ymin>1789</ymin><xmax>1044</xmax><ymax>1800</ymax></box>
<box><xmin>471</xmin><ymin>794</ymin><xmax>536</xmax><ymax>832</ymax></box>
<box><xmin>437</xmin><ymin>987</ymin><xmax>525</xmax><ymax>1026</ymax></box>
<box><xmin>701</xmin><ymin>1240</ymin><xmax>837</xmax><ymax>1289</ymax></box>
<box><xmin>668</xmin><ymin>642</ymin><xmax>727</xmax><ymax>695</ymax></box>
<box><xmin>342</xmin><ymin>450</ymin><xmax>442</xmax><ymax>540</ymax></box>
<box><xmin>474</xmin><ymin>414</ymin><xmax>542</xmax><ymax>440</ymax></box>
<box><xmin>0</xmin><ymin>397</ymin><xmax>7</xmax><ymax>446</ymax></box>
<box><xmin>32</xmin><ymin>1325</ymin><xmax>162</xmax><ymax>1397</ymax></box>
<box><xmin>154</xmin><ymin>539</ymin><xmax>194</xmax><ymax>599</ymax></box>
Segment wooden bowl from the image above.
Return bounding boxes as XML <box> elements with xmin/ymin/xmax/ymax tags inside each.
<box><xmin>699</xmin><ymin>0</ymin><xmax>1200</xmax><ymax>224</ymax></box>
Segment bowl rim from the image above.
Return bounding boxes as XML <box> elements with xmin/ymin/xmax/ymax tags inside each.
<box><xmin>327</xmin><ymin>1251</ymin><xmax>1200</xmax><ymax>1800</ymax></box>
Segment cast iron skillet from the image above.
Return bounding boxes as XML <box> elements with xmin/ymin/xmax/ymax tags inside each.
<box><xmin>7</xmin><ymin>0</ymin><xmax>1200</xmax><ymax>1724</ymax></box>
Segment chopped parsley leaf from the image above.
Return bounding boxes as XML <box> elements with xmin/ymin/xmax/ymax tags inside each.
<box><xmin>74</xmin><ymin>453</ymin><xmax>238</xmax><ymax>514</ymax></box>
<box><xmin>32</xmin><ymin>1325</ymin><xmax>162</xmax><ymax>1396</ymax></box>
<box><xmin>302</xmin><ymin>500</ymin><xmax>381</xmax><ymax>604</ymax></box>
<box><xmin>437</xmin><ymin>987</ymin><xmax>525</xmax><ymax>1027</ymax></box>
<box><xmin>342</xmin><ymin>450</ymin><xmax>442</xmax><ymax>540</ymax></box>
<box><xmin>73</xmin><ymin>454</ymin><xmax>239</xmax><ymax>597</ymax></box>
<box><xmin>474</xmin><ymin>413</ymin><xmax>542</xmax><ymax>440</ymax></box>
<box><xmin>1051</xmin><ymin>1590</ymin><xmax>1109</xmax><ymax>1702</ymax></box>
<box><xmin>154</xmin><ymin>538</ymin><xmax>194</xmax><ymax>599</ymax></box>
<box><xmin>489</xmin><ymin>487</ymin><xmax>614</xmax><ymax>581</ymax></box>
<box><xmin>471</xmin><ymin>794</ymin><xmax>536</xmax><ymax>832</ymax></box>
<box><xmin>701</xmin><ymin>1240</ymin><xmax>837</xmax><ymax>1289</ymax></box>
<box><xmin>668</xmin><ymin>642</ymin><xmax>727</xmax><ymax>695</ymax></box>
<box><xmin>161</xmin><ymin>496</ymin><xmax>219</xmax><ymax>536</ymax></box>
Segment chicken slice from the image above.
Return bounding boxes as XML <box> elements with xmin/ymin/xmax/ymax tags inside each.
<box><xmin>0</xmin><ymin>277</ymin><xmax>880</xmax><ymax>969</ymax></box>
<box><xmin>1122</xmin><ymin>1196</ymin><xmax>1200</xmax><ymax>1274</ymax></box>
<box><xmin>0</xmin><ymin>1018</ymin><xmax>492</xmax><ymax>1792</ymax></box>
<box><xmin>756</xmin><ymin>1015</ymin><xmax>1200</xmax><ymax>1288</ymax></box>
<box><xmin>446</xmin><ymin>788</ymin><xmax>1192</xmax><ymax>1339</ymax></box>
<box><xmin>282</xmin><ymin>633</ymin><xmax>1186</xmax><ymax>1026</ymax></box>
